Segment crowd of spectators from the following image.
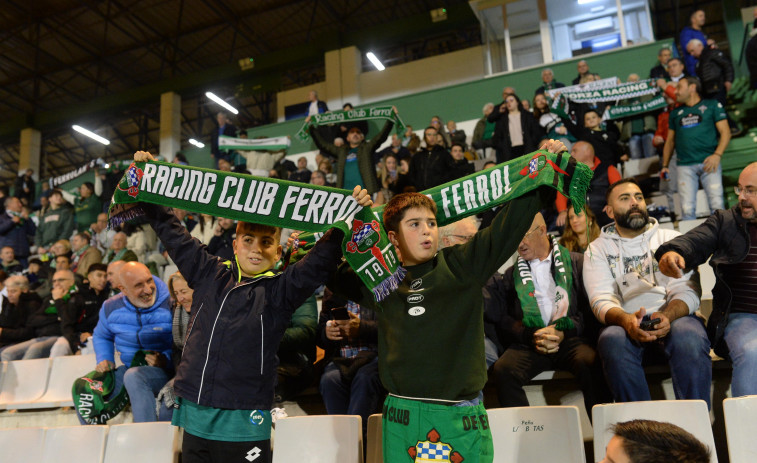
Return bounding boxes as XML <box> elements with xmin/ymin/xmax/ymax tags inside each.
<box><xmin>0</xmin><ymin>14</ymin><xmax>751</xmax><ymax>461</ymax></box>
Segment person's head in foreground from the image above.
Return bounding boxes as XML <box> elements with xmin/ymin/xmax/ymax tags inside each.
<box><xmin>384</xmin><ymin>193</ymin><xmax>439</xmax><ymax>266</ymax></box>
<box><xmin>605</xmin><ymin>178</ymin><xmax>650</xmax><ymax>235</ymax></box>
<box><xmin>600</xmin><ymin>419</ymin><xmax>710</xmax><ymax>463</ymax></box>
<box><xmin>233</xmin><ymin>222</ymin><xmax>282</xmax><ymax>277</ymax></box>
<box><xmin>118</xmin><ymin>262</ymin><xmax>157</xmax><ymax>308</ymax></box>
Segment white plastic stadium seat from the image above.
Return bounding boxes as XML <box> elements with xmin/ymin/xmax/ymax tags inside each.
<box><xmin>723</xmin><ymin>395</ymin><xmax>757</xmax><ymax>463</ymax></box>
<box><xmin>365</xmin><ymin>413</ymin><xmax>383</xmax><ymax>463</ymax></box>
<box><xmin>0</xmin><ymin>358</ymin><xmax>52</xmax><ymax>410</ymax></box>
<box><xmin>487</xmin><ymin>406</ymin><xmax>585</xmax><ymax>463</ymax></box>
<box><xmin>272</xmin><ymin>415</ymin><xmax>362</xmax><ymax>463</ymax></box>
<box><xmin>103</xmin><ymin>422</ymin><xmax>180</xmax><ymax>463</ymax></box>
<box><xmin>592</xmin><ymin>400</ymin><xmax>717</xmax><ymax>463</ymax></box>
<box><xmin>42</xmin><ymin>425</ymin><xmax>107</xmax><ymax>463</ymax></box>
<box><xmin>0</xmin><ymin>426</ymin><xmax>46</xmax><ymax>463</ymax></box>
<box><xmin>29</xmin><ymin>354</ymin><xmax>97</xmax><ymax>408</ymax></box>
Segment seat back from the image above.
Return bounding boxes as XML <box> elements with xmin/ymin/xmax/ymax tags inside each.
<box><xmin>592</xmin><ymin>400</ymin><xmax>717</xmax><ymax>463</ymax></box>
<box><xmin>487</xmin><ymin>406</ymin><xmax>585</xmax><ymax>463</ymax></box>
<box><xmin>0</xmin><ymin>427</ymin><xmax>46</xmax><ymax>463</ymax></box>
<box><xmin>365</xmin><ymin>414</ymin><xmax>383</xmax><ymax>463</ymax></box>
<box><xmin>103</xmin><ymin>422</ymin><xmax>180</xmax><ymax>463</ymax></box>
<box><xmin>42</xmin><ymin>425</ymin><xmax>107</xmax><ymax>463</ymax></box>
<box><xmin>272</xmin><ymin>415</ymin><xmax>362</xmax><ymax>463</ymax></box>
<box><xmin>723</xmin><ymin>395</ymin><xmax>757</xmax><ymax>463</ymax></box>
<box><xmin>0</xmin><ymin>358</ymin><xmax>51</xmax><ymax>409</ymax></box>
<box><xmin>35</xmin><ymin>354</ymin><xmax>97</xmax><ymax>408</ymax></box>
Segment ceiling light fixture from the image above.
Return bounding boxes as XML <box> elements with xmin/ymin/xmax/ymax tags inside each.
<box><xmin>205</xmin><ymin>92</ymin><xmax>239</xmax><ymax>114</ymax></box>
<box><xmin>72</xmin><ymin>125</ymin><xmax>110</xmax><ymax>145</ymax></box>
<box><xmin>366</xmin><ymin>52</ymin><xmax>385</xmax><ymax>71</ymax></box>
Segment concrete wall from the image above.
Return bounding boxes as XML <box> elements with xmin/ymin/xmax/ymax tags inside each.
<box><xmin>359</xmin><ymin>46</ymin><xmax>486</xmax><ymax>103</ymax></box>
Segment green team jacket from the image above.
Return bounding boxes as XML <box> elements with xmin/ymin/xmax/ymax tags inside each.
<box><xmin>330</xmin><ymin>191</ymin><xmax>541</xmax><ymax>402</ymax></box>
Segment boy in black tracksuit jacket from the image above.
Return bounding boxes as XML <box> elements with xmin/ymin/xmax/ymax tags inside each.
<box><xmin>133</xmin><ymin>150</ymin><xmax>372</xmax><ymax>463</ymax></box>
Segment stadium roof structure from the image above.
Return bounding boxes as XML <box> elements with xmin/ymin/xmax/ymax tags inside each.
<box><xmin>0</xmin><ymin>0</ymin><xmax>480</xmax><ymax>186</ymax></box>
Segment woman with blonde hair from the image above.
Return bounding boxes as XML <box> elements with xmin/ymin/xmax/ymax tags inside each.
<box><xmin>559</xmin><ymin>202</ymin><xmax>600</xmax><ymax>253</ymax></box>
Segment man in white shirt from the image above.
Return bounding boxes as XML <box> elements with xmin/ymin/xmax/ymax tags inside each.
<box><xmin>307</xmin><ymin>90</ymin><xmax>328</xmax><ymax>116</ymax></box>
<box><xmin>583</xmin><ymin>178</ymin><xmax>710</xmax><ymax>406</ymax></box>
<box><xmin>484</xmin><ymin>213</ymin><xmax>609</xmax><ymax>412</ymax></box>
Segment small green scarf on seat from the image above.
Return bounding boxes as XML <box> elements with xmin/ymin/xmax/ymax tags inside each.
<box><xmin>515</xmin><ymin>237</ymin><xmax>575</xmax><ymax>331</ymax></box>
<box><xmin>108</xmin><ymin>151</ymin><xmax>592</xmax><ymax>302</ymax></box>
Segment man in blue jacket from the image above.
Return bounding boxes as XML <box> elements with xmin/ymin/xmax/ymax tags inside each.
<box><xmin>89</xmin><ymin>261</ymin><xmax>174</xmax><ymax>423</ymax></box>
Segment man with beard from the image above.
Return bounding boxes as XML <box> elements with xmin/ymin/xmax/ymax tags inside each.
<box><xmin>583</xmin><ymin>179</ymin><xmax>710</xmax><ymax>406</ymax></box>
<box><xmin>656</xmin><ymin>163</ymin><xmax>757</xmax><ymax>397</ymax></box>
<box><xmin>84</xmin><ymin>262</ymin><xmax>173</xmax><ymax>423</ymax></box>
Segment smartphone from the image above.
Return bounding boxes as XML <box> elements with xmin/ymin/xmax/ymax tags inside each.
<box><xmin>331</xmin><ymin>307</ymin><xmax>350</xmax><ymax>320</ymax></box>
<box><xmin>640</xmin><ymin>314</ymin><xmax>660</xmax><ymax>331</ymax></box>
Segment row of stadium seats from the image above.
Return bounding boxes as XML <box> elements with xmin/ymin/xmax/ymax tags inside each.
<box><xmin>5</xmin><ymin>398</ymin><xmax>757</xmax><ymax>463</ymax></box>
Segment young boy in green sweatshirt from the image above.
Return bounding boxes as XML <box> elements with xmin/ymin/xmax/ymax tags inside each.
<box><xmin>330</xmin><ymin>139</ymin><xmax>567</xmax><ymax>462</ymax></box>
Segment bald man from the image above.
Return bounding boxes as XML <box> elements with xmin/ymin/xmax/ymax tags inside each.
<box><xmin>555</xmin><ymin>141</ymin><xmax>621</xmax><ymax>227</ymax></box>
<box><xmin>656</xmin><ymin>163</ymin><xmax>757</xmax><ymax>397</ymax></box>
<box><xmin>484</xmin><ymin>213</ymin><xmax>608</xmax><ymax>412</ymax></box>
<box><xmin>103</xmin><ymin>232</ymin><xmax>138</xmax><ymax>264</ymax></box>
<box><xmin>86</xmin><ymin>262</ymin><xmax>174</xmax><ymax>423</ymax></box>
<box><xmin>106</xmin><ymin>260</ymin><xmax>126</xmax><ymax>296</ymax></box>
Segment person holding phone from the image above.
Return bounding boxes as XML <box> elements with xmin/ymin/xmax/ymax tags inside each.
<box><xmin>583</xmin><ymin>179</ymin><xmax>710</xmax><ymax>406</ymax></box>
<box><xmin>316</xmin><ymin>291</ymin><xmax>382</xmax><ymax>434</ymax></box>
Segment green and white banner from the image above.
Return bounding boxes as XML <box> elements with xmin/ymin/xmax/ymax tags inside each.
<box><xmin>218</xmin><ymin>135</ymin><xmax>290</xmax><ymax>151</ymax></box>
<box><xmin>546</xmin><ymin>77</ymin><xmax>619</xmax><ymax>99</ymax></box>
<box><xmin>602</xmin><ymin>94</ymin><xmax>667</xmax><ymax>121</ymax></box>
<box><xmin>550</xmin><ymin>79</ymin><xmax>659</xmax><ymax>104</ymax></box>
<box><xmin>295</xmin><ymin>105</ymin><xmax>405</xmax><ymax>142</ymax></box>
<box><xmin>109</xmin><ymin>151</ymin><xmax>592</xmax><ymax>301</ymax></box>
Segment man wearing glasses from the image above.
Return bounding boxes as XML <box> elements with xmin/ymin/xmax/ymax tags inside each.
<box><xmin>484</xmin><ymin>213</ymin><xmax>608</xmax><ymax>411</ymax></box>
<box><xmin>657</xmin><ymin>162</ymin><xmax>757</xmax><ymax>397</ymax></box>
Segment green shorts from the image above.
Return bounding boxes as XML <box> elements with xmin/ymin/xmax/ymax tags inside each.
<box><xmin>382</xmin><ymin>395</ymin><xmax>493</xmax><ymax>463</ymax></box>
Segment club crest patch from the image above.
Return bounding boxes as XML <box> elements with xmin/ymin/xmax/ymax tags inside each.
<box><xmin>408</xmin><ymin>428</ymin><xmax>464</xmax><ymax>462</ymax></box>
<box><xmin>82</xmin><ymin>377</ymin><xmax>104</xmax><ymax>393</ymax></box>
<box><xmin>346</xmin><ymin>219</ymin><xmax>390</xmax><ymax>272</ymax></box>
<box><xmin>519</xmin><ymin>153</ymin><xmax>569</xmax><ymax>180</ymax></box>
<box><xmin>117</xmin><ymin>163</ymin><xmax>144</xmax><ymax>198</ymax></box>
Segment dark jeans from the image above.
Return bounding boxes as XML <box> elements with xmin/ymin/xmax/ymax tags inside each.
<box><xmin>597</xmin><ymin>315</ymin><xmax>712</xmax><ymax>407</ymax></box>
<box><xmin>491</xmin><ymin>337</ymin><xmax>611</xmax><ymax>415</ymax></box>
<box><xmin>182</xmin><ymin>430</ymin><xmax>271</xmax><ymax>463</ymax></box>
<box><xmin>319</xmin><ymin>357</ymin><xmax>383</xmax><ymax>427</ymax></box>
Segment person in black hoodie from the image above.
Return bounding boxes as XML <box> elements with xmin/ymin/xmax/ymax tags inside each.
<box><xmin>487</xmin><ymin>93</ymin><xmax>545</xmax><ymax>164</ymax></box>
<box><xmin>132</xmin><ymin>149</ymin><xmax>372</xmax><ymax>463</ymax></box>
<box><xmin>561</xmin><ymin>109</ymin><xmax>622</xmax><ymax>166</ymax></box>
<box><xmin>409</xmin><ymin>126</ymin><xmax>454</xmax><ymax>191</ymax></box>
<box><xmin>49</xmin><ymin>263</ymin><xmax>109</xmax><ymax>356</ymax></box>
<box><xmin>1</xmin><ymin>270</ymin><xmax>66</xmax><ymax>360</ymax></box>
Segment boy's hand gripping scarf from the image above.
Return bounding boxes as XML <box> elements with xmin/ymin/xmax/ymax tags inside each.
<box><xmin>515</xmin><ymin>236</ymin><xmax>575</xmax><ymax>331</ymax></box>
<box><xmin>109</xmin><ymin>150</ymin><xmax>592</xmax><ymax>301</ymax></box>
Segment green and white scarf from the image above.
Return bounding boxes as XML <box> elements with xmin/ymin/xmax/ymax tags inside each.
<box><xmin>108</xmin><ymin>151</ymin><xmax>592</xmax><ymax>301</ymax></box>
<box><xmin>295</xmin><ymin>105</ymin><xmax>406</xmax><ymax>142</ymax></box>
<box><xmin>602</xmin><ymin>94</ymin><xmax>667</xmax><ymax>121</ymax></box>
<box><xmin>550</xmin><ymin>79</ymin><xmax>659</xmax><ymax>104</ymax></box>
<box><xmin>515</xmin><ymin>237</ymin><xmax>575</xmax><ymax>331</ymax></box>
<box><xmin>218</xmin><ymin>135</ymin><xmax>290</xmax><ymax>151</ymax></box>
